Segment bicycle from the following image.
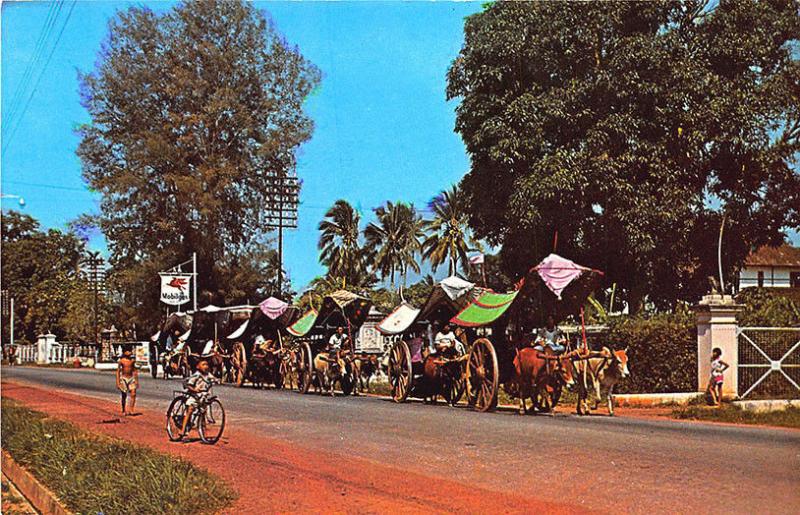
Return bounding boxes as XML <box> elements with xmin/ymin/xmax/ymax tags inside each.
<box><xmin>165</xmin><ymin>390</ymin><xmax>226</xmax><ymax>444</ymax></box>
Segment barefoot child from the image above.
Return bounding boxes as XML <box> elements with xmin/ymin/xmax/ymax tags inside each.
<box><xmin>179</xmin><ymin>359</ymin><xmax>216</xmax><ymax>438</ymax></box>
<box><xmin>116</xmin><ymin>346</ymin><xmax>139</xmax><ymax>415</ymax></box>
<box><xmin>706</xmin><ymin>347</ymin><xmax>729</xmax><ymax>407</ymax></box>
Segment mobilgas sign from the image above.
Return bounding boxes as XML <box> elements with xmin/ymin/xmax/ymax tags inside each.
<box><xmin>159</xmin><ymin>273</ymin><xmax>192</xmax><ymax>306</ymax></box>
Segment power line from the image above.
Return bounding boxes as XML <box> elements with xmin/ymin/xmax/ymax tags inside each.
<box><xmin>2</xmin><ymin>179</ymin><xmax>89</xmax><ymax>192</ymax></box>
<box><xmin>5</xmin><ymin>1</ymin><xmax>62</xmax><ymax>133</ymax></box>
<box><xmin>3</xmin><ymin>1</ymin><xmax>76</xmax><ymax>156</ymax></box>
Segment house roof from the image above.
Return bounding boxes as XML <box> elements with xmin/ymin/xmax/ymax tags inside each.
<box><xmin>744</xmin><ymin>244</ymin><xmax>800</xmax><ymax>267</ymax></box>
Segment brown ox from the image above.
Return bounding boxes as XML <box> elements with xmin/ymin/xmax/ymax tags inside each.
<box><xmin>353</xmin><ymin>354</ymin><xmax>378</xmax><ymax>393</ymax></box>
<box><xmin>574</xmin><ymin>347</ymin><xmax>630</xmax><ymax>416</ymax></box>
<box><xmin>506</xmin><ymin>347</ymin><xmax>576</xmax><ymax>415</ymax></box>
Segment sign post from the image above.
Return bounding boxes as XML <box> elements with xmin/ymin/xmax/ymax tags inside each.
<box><xmin>192</xmin><ymin>252</ymin><xmax>198</xmax><ymax>312</ymax></box>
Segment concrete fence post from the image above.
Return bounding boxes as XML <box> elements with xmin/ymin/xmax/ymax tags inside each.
<box><xmin>694</xmin><ymin>294</ymin><xmax>743</xmax><ymax>399</ymax></box>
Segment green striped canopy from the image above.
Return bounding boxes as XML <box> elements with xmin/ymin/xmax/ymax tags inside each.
<box><xmin>287</xmin><ymin>309</ymin><xmax>318</xmax><ymax>336</ymax></box>
<box><xmin>473</xmin><ymin>290</ymin><xmax>518</xmax><ymax>308</ymax></box>
<box><xmin>450</xmin><ymin>290</ymin><xmax>520</xmax><ymax>327</ymax></box>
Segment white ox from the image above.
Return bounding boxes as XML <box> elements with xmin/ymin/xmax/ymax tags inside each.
<box><xmin>574</xmin><ymin>347</ymin><xmax>630</xmax><ymax>416</ymax></box>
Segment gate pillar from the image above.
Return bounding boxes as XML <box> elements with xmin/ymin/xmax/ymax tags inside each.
<box><xmin>36</xmin><ymin>333</ymin><xmax>57</xmax><ymax>364</ymax></box>
<box><xmin>694</xmin><ymin>295</ymin><xmax>743</xmax><ymax>399</ymax></box>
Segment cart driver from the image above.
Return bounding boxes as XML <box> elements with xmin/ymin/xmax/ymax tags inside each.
<box><xmin>431</xmin><ymin>324</ymin><xmax>458</xmax><ymax>357</ymax></box>
<box><xmin>327</xmin><ymin>327</ymin><xmax>349</xmax><ymax>359</ymax></box>
<box><xmin>534</xmin><ymin>315</ymin><xmax>566</xmax><ymax>354</ymax></box>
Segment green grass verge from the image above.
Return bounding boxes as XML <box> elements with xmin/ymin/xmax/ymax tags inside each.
<box><xmin>1</xmin><ymin>399</ymin><xmax>236</xmax><ymax>514</ymax></box>
<box><xmin>672</xmin><ymin>404</ymin><xmax>800</xmax><ymax>429</ymax></box>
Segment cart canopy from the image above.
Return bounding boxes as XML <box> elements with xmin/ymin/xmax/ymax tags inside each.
<box><xmin>226</xmin><ymin>318</ymin><xmax>249</xmax><ymax>339</ymax></box>
<box><xmin>376</xmin><ymin>303</ymin><xmax>421</xmax><ymax>335</ymax></box>
<box><xmin>377</xmin><ymin>276</ymin><xmax>487</xmax><ymax>335</ymax></box>
<box><xmin>259</xmin><ymin>297</ymin><xmax>289</xmax><ymax>319</ymax></box>
<box><xmin>287</xmin><ymin>309</ymin><xmax>318</xmax><ymax>336</ymax></box>
<box><xmin>450</xmin><ymin>289</ymin><xmax>520</xmax><ymax>327</ymax></box>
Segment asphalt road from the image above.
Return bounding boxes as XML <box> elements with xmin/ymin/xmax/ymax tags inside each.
<box><xmin>3</xmin><ymin>366</ymin><xmax>799</xmax><ymax>514</ymax></box>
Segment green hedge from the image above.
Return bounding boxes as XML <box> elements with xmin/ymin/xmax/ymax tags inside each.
<box><xmin>607</xmin><ymin>308</ymin><xmax>696</xmax><ymax>394</ymax></box>
<box><xmin>736</xmin><ymin>287</ymin><xmax>800</xmax><ymax>327</ymax></box>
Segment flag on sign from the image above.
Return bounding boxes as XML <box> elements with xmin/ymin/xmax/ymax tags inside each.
<box><xmin>469</xmin><ymin>253</ymin><xmax>485</xmax><ymax>265</ymax></box>
<box><xmin>159</xmin><ymin>273</ymin><xmax>192</xmax><ymax>306</ymax></box>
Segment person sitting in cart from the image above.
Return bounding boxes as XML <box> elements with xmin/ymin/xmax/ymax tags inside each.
<box><xmin>431</xmin><ymin>323</ymin><xmax>458</xmax><ymax>357</ymax></box>
<box><xmin>533</xmin><ymin>315</ymin><xmax>567</xmax><ymax>354</ymax></box>
<box><xmin>327</xmin><ymin>327</ymin><xmax>349</xmax><ymax>358</ymax></box>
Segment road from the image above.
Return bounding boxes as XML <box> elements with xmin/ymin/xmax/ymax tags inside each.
<box><xmin>3</xmin><ymin>366</ymin><xmax>799</xmax><ymax>514</ymax></box>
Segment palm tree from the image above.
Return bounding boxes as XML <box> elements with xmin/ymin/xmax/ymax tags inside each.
<box><xmin>364</xmin><ymin>201</ymin><xmax>424</xmax><ymax>292</ymax></box>
<box><xmin>318</xmin><ymin>200</ymin><xmax>364</xmax><ymax>288</ymax></box>
<box><xmin>422</xmin><ymin>185</ymin><xmax>479</xmax><ymax>276</ymax></box>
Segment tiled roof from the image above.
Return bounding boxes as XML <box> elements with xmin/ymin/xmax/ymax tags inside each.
<box><xmin>744</xmin><ymin>244</ymin><xmax>800</xmax><ymax>267</ymax></box>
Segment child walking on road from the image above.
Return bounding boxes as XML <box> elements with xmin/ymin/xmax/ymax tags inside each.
<box><xmin>707</xmin><ymin>347</ymin><xmax>729</xmax><ymax>407</ymax></box>
<box><xmin>116</xmin><ymin>346</ymin><xmax>139</xmax><ymax>415</ymax></box>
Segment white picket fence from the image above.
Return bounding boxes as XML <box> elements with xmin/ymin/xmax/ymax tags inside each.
<box><xmin>14</xmin><ymin>343</ymin><xmax>98</xmax><ymax>365</ymax></box>
<box><xmin>16</xmin><ymin>344</ymin><xmax>37</xmax><ymax>363</ymax></box>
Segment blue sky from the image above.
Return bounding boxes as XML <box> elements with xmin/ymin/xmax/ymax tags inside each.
<box><xmin>3</xmin><ymin>1</ymin><xmax>796</xmax><ymax>293</ymax></box>
<box><xmin>1</xmin><ymin>0</ymin><xmax>483</xmax><ymax>290</ymax></box>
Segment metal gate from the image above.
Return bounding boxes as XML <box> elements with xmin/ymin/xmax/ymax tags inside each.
<box><xmin>737</xmin><ymin>327</ymin><xmax>800</xmax><ymax>399</ymax></box>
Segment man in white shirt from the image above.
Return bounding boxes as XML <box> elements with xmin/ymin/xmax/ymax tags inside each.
<box><xmin>328</xmin><ymin>327</ymin><xmax>349</xmax><ymax>358</ymax></box>
<box><xmin>534</xmin><ymin>315</ymin><xmax>566</xmax><ymax>353</ymax></box>
<box><xmin>431</xmin><ymin>324</ymin><xmax>457</xmax><ymax>356</ymax></box>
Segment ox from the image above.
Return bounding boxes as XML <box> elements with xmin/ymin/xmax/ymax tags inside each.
<box><xmin>313</xmin><ymin>352</ymin><xmax>346</xmax><ymax>396</ymax></box>
<box><xmin>353</xmin><ymin>354</ymin><xmax>379</xmax><ymax>393</ymax></box>
<box><xmin>574</xmin><ymin>347</ymin><xmax>630</xmax><ymax>416</ymax></box>
<box><xmin>506</xmin><ymin>347</ymin><xmax>576</xmax><ymax>415</ymax></box>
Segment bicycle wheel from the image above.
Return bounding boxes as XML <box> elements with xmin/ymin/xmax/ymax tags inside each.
<box><xmin>199</xmin><ymin>398</ymin><xmax>225</xmax><ymax>444</ymax></box>
<box><xmin>166</xmin><ymin>396</ymin><xmax>188</xmax><ymax>441</ymax></box>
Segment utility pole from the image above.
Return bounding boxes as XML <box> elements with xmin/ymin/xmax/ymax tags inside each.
<box><xmin>192</xmin><ymin>252</ymin><xmax>198</xmax><ymax>312</ymax></box>
<box><xmin>84</xmin><ymin>251</ymin><xmax>104</xmax><ymax>347</ymax></box>
<box><xmin>278</xmin><ymin>174</ymin><xmax>284</xmax><ymax>296</ymax></box>
<box><xmin>265</xmin><ymin>165</ymin><xmax>299</xmax><ymax>299</ymax></box>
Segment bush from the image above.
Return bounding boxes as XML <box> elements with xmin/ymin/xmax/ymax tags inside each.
<box><xmin>607</xmin><ymin>307</ymin><xmax>696</xmax><ymax>394</ymax></box>
<box><xmin>736</xmin><ymin>288</ymin><xmax>800</xmax><ymax>327</ymax></box>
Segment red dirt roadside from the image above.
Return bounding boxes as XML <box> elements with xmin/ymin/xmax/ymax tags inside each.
<box><xmin>2</xmin><ymin>381</ymin><xmax>591</xmax><ymax>514</ymax></box>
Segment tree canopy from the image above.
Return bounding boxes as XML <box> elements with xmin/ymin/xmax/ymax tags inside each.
<box><xmin>447</xmin><ymin>0</ymin><xmax>800</xmax><ymax>311</ymax></box>
<box><xmin>78</xmin><ymin>0</ymin><xmax>320</xmax><ymax>326</ymax></box>
<box><xmin>1</xmin><ymin>211</ymin><xmax>106</xmax><ymax>343</ymax></box>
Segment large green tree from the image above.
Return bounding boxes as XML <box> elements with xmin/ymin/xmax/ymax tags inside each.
<box><xmin>447</xmin><ymin>1</ymin><xmax>800</xmax><ymax>311</ymax></box>
<box><xmin>1</xmin><ymin>211</ymin><xmax>104</xmax><ymax>342</ymax></box>
<box><xmin>77</xmin><ymin>0</ymin><xmax>320</xmax><ymax>326</ymax></box>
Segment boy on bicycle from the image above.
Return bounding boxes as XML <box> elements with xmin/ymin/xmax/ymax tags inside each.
<box><xmin>179</xmin><ymin>358</ymin><xmax>216</xmax><ymax>437</ymax></box>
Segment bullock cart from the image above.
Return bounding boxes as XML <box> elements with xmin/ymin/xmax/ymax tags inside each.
<box><xmin>151</xmin><ymin>312</ymin><xmax>192</xmax><ymax>379</ymax></box>
<box><xmin>465</xmin><ymin>254</ymin><xmax>605</xmax><ymax>413</ymax></box>
<box><xmin>379</xmin><ymin>276</ymin><xmax>492</xmax><ymax>406</ymax></box>
<box><xmin>226</xmin><ymin>297</ymin><xmax>301</xmax><ymax>389</ymax></box>
<box><xmin>289</xmin><ymin>290</ymin><xmax>373</xmax><ymax>396</ymax></box>
<box><xmin>384</xmin><ymin>255</ymin><xmax>604</xmax><ymax>413</ymax></box>
<box><xmin>179</xmin><ymin>305</ymin><xmax>237</xmax><ymax>378</ymax></box>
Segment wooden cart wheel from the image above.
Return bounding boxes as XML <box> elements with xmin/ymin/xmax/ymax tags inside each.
<box><xmin>297</xmin><ymin>342</ymin><xmax>313</xmax><ymax>394</ymax></box>
<box><xmin>180</xmin><ymin>352</ymin><xmax>191</xmax><ymax>378</ymax></box>
<box><xmin>466</xmin><ymin>338</ymin><xmax>499</xmax><ymax>412</ymax></box>
<box><xmin>388</xmin><ymin>340</ymin><xmax>412</xmax><ymax>403</ymax></box>
<box><xmin>444</xmin><ymin>361</ymin><xmax>467</xmax><ymax>406</ymax></box>
<box><xmin>233</xmin><ymin>342</ymin><xmax>247</xmax><ymax>387</ymax></box>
